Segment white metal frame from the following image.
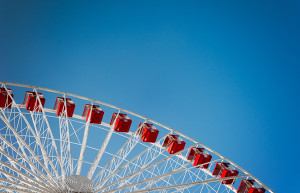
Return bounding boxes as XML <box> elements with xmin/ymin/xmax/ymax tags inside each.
<box><xmin>0</xmin><ymin>82</ymin><xmax>274</xmax><ymax>193</ymax></box>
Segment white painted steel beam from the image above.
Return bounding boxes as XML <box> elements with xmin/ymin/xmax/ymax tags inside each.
<box><xmin>0</xmin><ymin>178</ymin><xmax>47</xmax><ymax>193</ymax></box>
<box><xmin>1</xmin><ymin>86</ymin><xmax>62</xmax><ymax>184</ymax></box>
<box><xmin>33</xmin><ymin>88</ymin><xmax>65</xmax><ymax>184</ymax></box>
<box><xmin>113</xmin><ymin>159</ymin><xmax>222</xmax><ymax>192</ymax></box>
<box><xmin>0</xmin><ymin>184</ymin><xmax>42</xmax><ymax>193</ymax></box>
<box><xmin>76</xmin><ymin>113</ymin><xmax>91</xmax><ymax>175</ymax></box>
<box><xmin>94</xmin><ymin>139</ymin><xmax>165</xmax><ymax>190</ymax></box>
<box><xmin>0</xmin><ymin>116</ymin><xmax>62</xmax><ymax>191</ymax></box>
<box><xmin>0</xmin><ymin>159</ymin><xmax>52</xmax><ymax>190</ymax></box>
<box><xmin>95</xmin><ymin>144</ymin><xmax>198</xmax><ymax>192</ymax></box>
<box><xmin>0</xmin><ymin>168</ymin><xmax>49</xmax><ymax>192</ymax></box>
<box><xmin>87</xmin><ymin>111</ymin><xmax>120</xmax><ymax>179</ymax></box>
<box><xmin>103</xmin><ymin>174</ymin><xmax>249</xmax><ymax>193</ymax></box>
<box><xmin>92</xmin><ymin>120</ymin><xmax>148</xmax><ymax>184</ymax></box>
<box><xmin>0</xmin><ymin>111</ymin><xmax>62</xmax><ymax>186</ymax></box>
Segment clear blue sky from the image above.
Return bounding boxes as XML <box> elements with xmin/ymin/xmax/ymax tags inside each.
<box><xmin>1</xmin><ymin>1</ymin><xmax>299</xmax><ymax>192</ymax></box>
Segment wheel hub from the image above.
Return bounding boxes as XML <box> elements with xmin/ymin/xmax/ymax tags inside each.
<box><xmin>66</xmin><ymin>175</ymin><xmax>94</xmax><ymax>193</ymax></box>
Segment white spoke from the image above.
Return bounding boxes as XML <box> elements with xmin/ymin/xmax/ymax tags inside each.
<box><xmin>0</xmin><ymin>124</ymin><xmax>61</xmax><ymax>191</ymax></box>
<box><xmin>92</xmin><ymin>119</ymin><xmax>147</xmax><ymax>184</ymax></box>
<box><xmin>94</xmin><ymin>138</ymin><xmax>165</xmax><ymax>190</ymax></box>
<box><xmin>76</xmin><ymin>103</ymin><xmax>97</xmax><ymax>176</ymax></box>
<box><xmin>33</xmin><ymin>88</ymin><xmax>66</xmax><ymax>184</ymax></box>
<box><xmin>76</xmin><ymin>117</ymin><xmax>91</xmax><ymax>175</ymax></box>
<box><xmin>59</xmin><ymin>115</ymin><xmax>73</xmax><ymax>179</ymax></box>
<box><xmin>96</xmin><ymin>144</ymin><xmax>198</xmax><ymax>192</ymax></box>
<box><xmin>0</xmin><ymin>184</ymin><xmax>41</xmax><ymax>193</ymax></box>
<box><xmin>87</xmin><ymin>111</ymin><xmax>120</xmax><ymax>179</ymax></box>
<box><xmin>0</xmin><ymin>178</ymin><xmax>45</xmax><ymax>192</ymax></box>
<box><xmin>0</xmin><ymin>158</ymin><xmax>53</xmax><ymax>190</ymax></box>
<box><xmin>0</xmin><ymin>168</ymin><xmax>49</xmax><ymax>192</ymax></box>
<box><xmin>125</xmin><ymin>159</ymin><xmax>222</xmax><ymax>192</ymax></box>
<box><xmin>2</xmin><ymin>86</ymin><xmax>63</xmax><ymax>184</ymax></box>
<box><xmin>109</xmin><ymin>174</ymin><xmax>249</xmax><ymax>193</ymax></box>
<box><xmin>0</xmin><ymin>112</ymin><xmax>62</xmax><ymax>188</ymax></box>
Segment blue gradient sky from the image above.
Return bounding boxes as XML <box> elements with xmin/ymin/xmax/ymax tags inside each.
<box><xmin>1</xmin><ymin>1</ymin><xmax>299</xmax><ymax>192</ymax></box>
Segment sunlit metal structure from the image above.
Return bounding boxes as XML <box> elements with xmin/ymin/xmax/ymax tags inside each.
<box><xmin>0</xmin><ymin>82</ymin><xmax>273</xmax><ymax>193</ymax></box>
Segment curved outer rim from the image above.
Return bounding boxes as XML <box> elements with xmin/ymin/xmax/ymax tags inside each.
<box><xmin>0</xmin><ymin>81</ymin><xmax>274</xmax><ymax>193</ymax></box>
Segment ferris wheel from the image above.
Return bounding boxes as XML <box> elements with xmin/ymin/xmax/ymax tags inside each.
<box><xmin>0</xmin><ymin>82</ymin><xmax>273</xmax><ymax>193</ymax></box>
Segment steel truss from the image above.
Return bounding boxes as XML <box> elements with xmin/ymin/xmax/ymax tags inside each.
<box><xmin>0</xmin><ymin>82</ymin><xmax>273</xmax><ymax>193</ymax></box>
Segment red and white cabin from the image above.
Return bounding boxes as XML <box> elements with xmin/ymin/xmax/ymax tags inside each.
<box><xmin>110</xmin><ymin>113</ymin><xmax>132</xmax><ymax>132</ymax></box>
<box><xmin>212</xmin><ymin>162</ymin><xmax>239</xmax><ymax>185</ymax></box>
<box><xmin>162</xmin><ymin>134</ymin><xmax>186</xmax><ymax>154</ymax></box>
<box><xmin>237</xmin><ymin>179</ymin><xmax>266</xmax><ymax>193</ymax></box>
<box><xmin>82</xmin><ymin>104</ymin><xmax>104</xmax><ymax>124</ymax></box>
<box><xmin>0</xmin><ymin>88</ymin><xmax>13</xmax><ymax>109</ymax></box>
<box><xmin>23</xmin><ymin>91</ymin><xmax>45</xmax><ymax>112</ymax></box>
<box><xmin>53</xmin><ymin>97</ymin><xmax>75</xmax><ymax>117</ymax></box>
<box><xmin>187</xmin><ymin>147</ymin><xmax>212</xmax><ymax>169</ymax></box>
<box><xmin>138</xmin><ymin>123</ymin><xmax>159</xmax><ymax>143</ymax></box>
